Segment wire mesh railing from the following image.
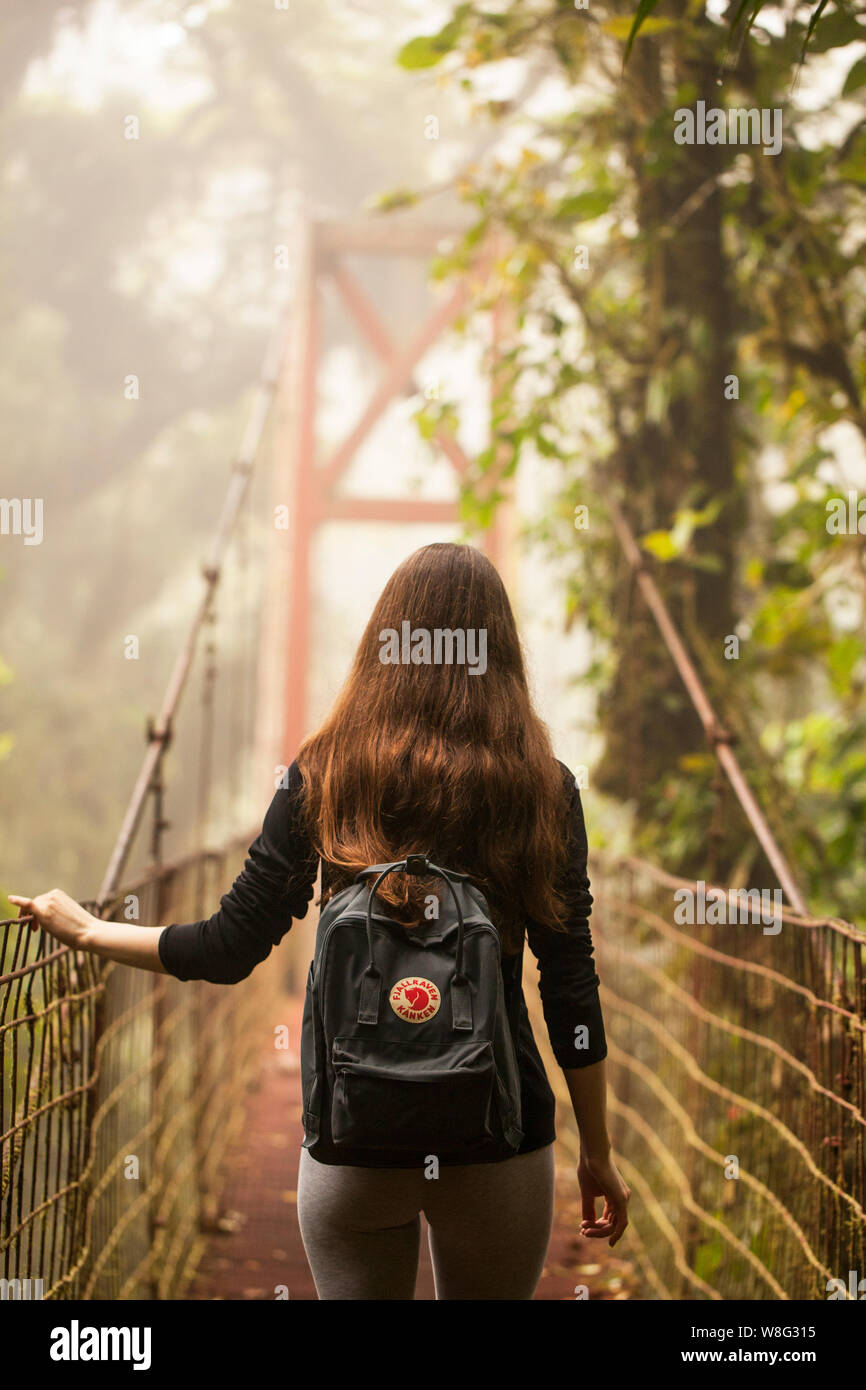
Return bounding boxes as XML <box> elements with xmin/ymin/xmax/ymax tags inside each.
<box><xmin>527</xmin><ymin>849</ymin><xmax>865</xmax><ymax>1301</ymax></box>
<box><xmin>0</xmin><ymin>833</ymin><xmax>285</xmax><ymax>1300</ymax></box>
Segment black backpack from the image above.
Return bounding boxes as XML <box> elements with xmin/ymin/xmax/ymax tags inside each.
<box><xmin>300</xmin><ymin>854</ymin><xmax>525</xmax><ymax>1164</ymax></box>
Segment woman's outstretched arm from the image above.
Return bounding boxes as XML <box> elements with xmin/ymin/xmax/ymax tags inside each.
<box><xmin>10</xmin><ymin>762</ymin><xmax>318</xmax><ymax>981</ymax></box>
<box><xmin>8</xmin><ymin>890</ymin><xmax>167</xmax><ymax>972</ymax></box>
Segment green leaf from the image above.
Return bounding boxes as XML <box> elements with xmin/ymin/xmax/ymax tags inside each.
<box><xmin>842</xmin><ymin>56</ymin><xmax>866</xmax><ymax>96</ymax></box>
<box><xmin>803</xmin><ymin>4</ymin><xmax>863</xmax><ymax>56</ymax></box>
<box><xmin>728</xmin><ymin>0</ymin><xmax>762</xmax><ymax>34</ymax></box>
<box><xmin>827</xmin><ymin>635</ymin><xmax>864</xmax><ymax>696</ymax></box>
<box><xmin>646</xmin><ymin>371</ymin><xmax>669</xmax><ymax>423</ymax></box>
<box><xmin>838</xmin><ymin>129</ymin><xmax>866</xmax><ymax>183</ymax></box>
<box><xmin>602</xmin><ymin>14</ymin><xmax>674</xmax><ymax>40</ymax></box>
<box><xmin>692</xmin><ymin>495</ymin><xmax>726</xmax><ymax>528</ymax></box>
<box><xmin>397</xmin><ymin>36</ymin><xmax>451</xmax><ymax>69</ymax></box>
<box><xmin>670</xmin><ymin>510</ymin><xmax>698</xmax><ymax>552</ymax></box>
<box><xmin>414</xmin><ymin>408</ymin><xmax>437</xmax><ymax>441</ymax></box>
<box><xmin>397</xmin><ymin>34</ymin><xmax>449</xmax><ymax>69</ymax></box>
<box><xmin>368</xmin><ymin>188</ymin><xmax>419</xmax><ymax>213</ymax></box>
<box><xmin>555</xmin><ymin>190</ymin><xmax>616</xmax><ymax>222</ymax></box>
<box><xmin>397</xmin><ymin>9</ymin><xmax>472</xmax><ymax>68</ymax></box>
<box><xmin>622</xmin><ymin>0</ymin><xmax>663</xmax><ymax>63</ymax></box>
<box><xmin>641</xmin><ymin>529</ymin><xmax>678</xmax><ymax>561</ymax></box>
<box><xmin>535</xmin><ymin>432</ymin><xmax>560</xmax><ymax>458</ymax></box>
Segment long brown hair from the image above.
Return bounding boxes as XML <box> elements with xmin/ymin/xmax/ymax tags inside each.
<box><xmin>295</xmin><ymin>542</ymin><xmax>571</xmax><ymax>953</ymax></box>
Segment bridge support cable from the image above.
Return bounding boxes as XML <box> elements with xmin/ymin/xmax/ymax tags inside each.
<box><xmin>95</xmin><ymin>302</ymin><xmax>291</xmax><ymax>910</ymax></box>
<box><xmin>606</xmin><ymin>493</ymin><xmax>809</xmax><ymax>914</ymax></box>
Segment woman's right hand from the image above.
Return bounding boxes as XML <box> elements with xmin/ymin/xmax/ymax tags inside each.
<box><xmin>9</xmin><ymin>889</ymin><xmax>96</xmax><ymax>950</ymax></box>
<box><xmin>577</xmin><ymin>1150</ymin><xmax>630</xmax><ymax>1247</ymax></box>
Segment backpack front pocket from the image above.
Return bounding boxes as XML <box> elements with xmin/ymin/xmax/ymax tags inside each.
<box><xmin>330</xmin><ymin>1037</ymin><xmax>496</xmax><ymax>1152</ymax></box>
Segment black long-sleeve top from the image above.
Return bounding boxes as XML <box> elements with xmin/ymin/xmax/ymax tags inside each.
<box><xmin>158</xmin><ymin>759</ymin><xmax>608</xmax><ymax>1159</ymax></box>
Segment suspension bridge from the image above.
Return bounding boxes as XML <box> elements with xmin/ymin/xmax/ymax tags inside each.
<box><xmin>2</xmin><ymin>218</ymin><xmax>864</xmax><ymax>1301</ymax></box>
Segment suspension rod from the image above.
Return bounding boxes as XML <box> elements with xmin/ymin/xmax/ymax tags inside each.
<box><xmin>96</xmin><ymin>300</ymin><xmax>290</xmax><ymax>908</ymax></box>
<box><xmin>606</xmin><ymin>494</ymin><xmax>809</xmax><ymax>914</ymax></box>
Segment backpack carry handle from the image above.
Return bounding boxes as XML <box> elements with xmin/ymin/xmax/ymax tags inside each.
<box><xmin>357</xmin><ymin>856</ymin><xmax>473</xmax><ymax>1032</ymax></box>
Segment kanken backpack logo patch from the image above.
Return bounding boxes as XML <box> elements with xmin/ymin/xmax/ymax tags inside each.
<box><xmin>300</xmin><ymin>853</ymin><xmax>525</xmax><ymax>1164</ymax></box>
<box><xmin>389</xmin><ymin>976</ymin><xmax>441</xmax><ymax>1022</ymax></box>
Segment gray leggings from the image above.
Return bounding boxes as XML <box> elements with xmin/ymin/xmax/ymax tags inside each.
<box><xmin>296</xmin><ymin>1142</ymin><xmax>555</xmax><ymax>1300</ymax></box>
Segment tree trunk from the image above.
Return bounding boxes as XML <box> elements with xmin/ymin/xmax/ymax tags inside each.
<box><xmin>594</xmin><ymin>22</ymin><xmax>746</xmax><ymax>880</ymax></box>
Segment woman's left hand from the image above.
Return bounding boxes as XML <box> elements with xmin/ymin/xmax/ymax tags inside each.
<box><xmin>577</xmin><ymin>1150</ymin><xmax>630</xmax><ymax>1247</ymax></box>
<box><xmin>8</xmin><ymin>890</ymin><xmax>95</xmax><ymax>950</ymax></box>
